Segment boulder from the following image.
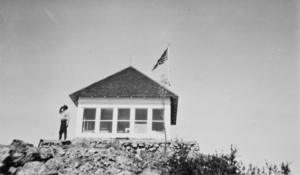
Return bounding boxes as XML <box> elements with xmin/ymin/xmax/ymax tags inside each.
<box><xmin>18</xmin><ymin>146</ymin><xmax>40</xmax><ymax>165</ymax></box>
<box><xmin>39</xmin><ymin>148</ymin><xmax>53</xmax><ymax>160</ymax></box>
<box><xmin>97</xmin><ymin>143</ymin><xmax>107</xmax><ymax>149</ymax></box>
<box><xmin>0</xmin><ymin>146</ymin><xmax>11</xmax><ymax>163</ymax></box>
<box><xmin>0</xmin><ymin>162</ymin><xmax>10</xmax><ymax>174</ymax></box>
<box><xmin>16</xmin><ymin>161</ymin><xmax>44</xmax><ymax>175</ymax></box>
<box><xmin>116</xmin><ymin>171</ymin><xmax>135</xmax><ymax>175</ymax></box>
<box><xmin>6</xmin><ymin>149</ymin><xmax>26</xmax><ymax>166</ymax></box>
<box><xmin>74</xmin><ymin>139</ymin><xmax>90</xmax><ymax>148</ymax></box>
<box><xmin>134</xmin><ymin>154</ymin><xmax>143</xmax><ymax>161</ymax></box>
<box><xmin>8</xmin><ymin>166</ymin><xmax>18</xmax><ymax>174</ymax></box>
<box><xmin>106</xmin><ymin>166</ymin><xmax>120</xmax><ymax>174</ymax></box>
<box><xmin>116</xmin><ymin>155</ymin><xmax>130</xmax><ymax>166</ymax></box>
<box><xmin>131</xmin><ymin>143</ymin><xmax>138</xmax><ymax>149</ymax></box>
<box><xmin>94</xmin><ymin>168</ymin><xmax>104</xmax><ymax>174</ymax></box>
<box><xmin>90</xmin><ymin>142</ymin><xmax>96</xmax><ymax>148</ymax></box>
<box><xmin>2</xmin><ymin>140</ymin><xmax>43</xmax><ymax>167</ymax></box>
<box><xmin>55</xmin><ymin>147</ymin><xmax>66</xmax><ymax>156</ymax></box>
<box><xmin>88</xmin><ymin>148</ymin><xmax>98</xmax><ymax>154</ymax></box>
<box><xmin>138</xmin><ymin>143</ymin><xmax>145</xmax><ymax>148</ymax></box>
<box><xmin>10</xmin><ymin>140</ymin><xmax>27</xmax><ymax>151</ymax></box>
<box><xmin>148</xmin><ymin>147</ymin><xmax>156</xmax><ymax>152</ymax></box>
<box><xmin>44</xmin><ymin>158</ymin><xmax>64</xmax><ymax>171</ymax></box>
<box><xmin>122</xmin><ymin>142</ymin><xmax>130</xmax><ymax>147</ymax></box>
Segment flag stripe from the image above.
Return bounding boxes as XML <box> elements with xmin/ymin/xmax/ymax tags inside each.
<box><xmin>152</xmin><ymin>48</ymin><xmax>168</xmax><ymax>71</ymax></box>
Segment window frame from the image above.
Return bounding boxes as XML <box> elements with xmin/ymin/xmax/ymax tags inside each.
<box><xmin>99</xmin><ymin>108</ymin><xmax>113</xmax><ymax>133</ymax></box>
<box><xmin>117</xmin><ymin>108</ymin><xmax>131</xmax><ymax>133</ymax></box>
<box><xmin>82</xmin><ymin>108</ymin><xmax>96</xmax><ymax>133</ymax></box>
<box><xmin>152</xmin><ymin>108</ymin><xmax>164</xmax><ymax>134</ymax></box>
<box><xmin>134</xmin><ymin>108</ymin><xmax>148</xmax><ymax>133</ymax></box>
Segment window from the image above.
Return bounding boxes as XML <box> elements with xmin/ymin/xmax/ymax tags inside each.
<box><xmin>135</xmin><ymin>109</ymin><xmax>147</xmax><ymax>133</ymax></box>
<box><xmin>117</xmin><ymin>109</ymin><xmax>130</xmax><ymax>133</ymax></box>
<box><xmin>82</xmin><ymin>108</ymin><xmax>96</xmax><ymax>133</ymax></box>
<box><xmin>152</xmin><ymin>109</ymin><xmax>164</xmax><ymax>133</ymax></box>
<box><xmin>100</xmin><ymin>108</ymin><xmax>113</xmax><ymax>133</ymax></box>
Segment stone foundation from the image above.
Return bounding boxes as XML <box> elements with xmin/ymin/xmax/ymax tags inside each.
<box><xmin>39</xmin><ymin>138</ymin><xmax>200</xmax><ymax>153</ymax></box>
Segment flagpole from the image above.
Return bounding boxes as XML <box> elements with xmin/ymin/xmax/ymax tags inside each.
<box><xmin>168</xmin><ymin>44</ymin><xmax>171</xmax><ymax>86</ymax></box>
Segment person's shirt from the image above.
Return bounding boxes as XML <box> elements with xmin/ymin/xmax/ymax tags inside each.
<box><xmin>61</xmin><ymin>110</ymin><xmax>70</xmax><ymax>126</ymax></box>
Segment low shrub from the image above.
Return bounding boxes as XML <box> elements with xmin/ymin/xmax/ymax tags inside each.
<box><xmin>163</xmin><ymin>140</ymin><xmax>291</xmax><ymax>175</ymax></box>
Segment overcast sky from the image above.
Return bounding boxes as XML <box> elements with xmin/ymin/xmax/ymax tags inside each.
<box><xmin>0</xmin><ymin>0</ymin><xmax>299</xmax><ymax>173</ymax></box>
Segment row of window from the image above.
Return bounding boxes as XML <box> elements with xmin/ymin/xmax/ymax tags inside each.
<box><xmin>82</xmin><ymin>108</ymin><xmax>164</xmax><ymax>134</ymax></box>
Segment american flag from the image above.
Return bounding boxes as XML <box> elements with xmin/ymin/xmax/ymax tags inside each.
<box><xmin>152</xmin><ymin>48</ymin><xmax>168</xmax><ymax>71</ymax></box>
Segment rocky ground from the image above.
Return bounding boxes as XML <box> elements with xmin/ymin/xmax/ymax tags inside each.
<box><xmin>0</xmin><ymin>139</ymin><xmax>199</xmax><ymax>175</ymax></box>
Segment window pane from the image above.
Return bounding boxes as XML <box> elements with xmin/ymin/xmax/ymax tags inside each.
<box><xmin>135</xmin><ymin>122</ymin><xmax>147</xmax><ymax>133</ymax></box>
<box><xmin>152</xmin><ymin>122</ymin><xmax>164</xmax><ymax>133</ymax></box>
<box><xmin>83</xmin><ymin>108</ymin><xmax>96</xmax><ymax>120</ymax></box>
<box><xmin>135</xmin><ymin>109</ymin><xmax>147</xmax><ymax>120</ymax></box>
<box><xmin>82</xmin><ymin>121</ymin><xmax>95</xmax><ymax>132</ymax></box>
<box><xmin>117</xmin><ymin>122</ymin><xmax>130</xmax><ymax>133</ymax></box>
<box><xmin>118</xmin><ymin>109</ymin><xmax>130</xmax><ymax>120</ymax></box>
<box><xmin>101</xmin><ymin>108</ymin><xmax>113</xmax><ymax>120</ymax></box>
<box><xmin>100</xmin><ymin>121</ymin><xmax>112</xmax><ymax>133</ymax></box>
<box><xmin>153</xmin><ymin>109</ymin><xmax>163</xmax><ymax>120</ymax></box>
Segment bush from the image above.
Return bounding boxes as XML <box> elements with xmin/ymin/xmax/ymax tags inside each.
<box><xmin>165</xmin><ymin>144</ymin><xmax>239</xmax><ymax>175</ymax></box>
<box><xmin>163</xmin><ymin>140</ymin><xmax>291</xmax><ymax>175</ymax></box>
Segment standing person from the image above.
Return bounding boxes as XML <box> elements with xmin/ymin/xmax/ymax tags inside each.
<box><xmin>59</xmin><ymin>105</ymin><xmax>70</xmax><ymax>140</ymax></box>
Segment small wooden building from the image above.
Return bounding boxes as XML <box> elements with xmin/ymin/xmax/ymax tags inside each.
<box><xmin>69</xmin><ymin>66</ymin><xmax>178</xmax><ymax>139</ymax></box>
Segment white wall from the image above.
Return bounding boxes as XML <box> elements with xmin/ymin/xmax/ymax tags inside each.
<box><xmin>75</xmin><ymin>97</ymin><xmax>171</xmax><ymax>139</ymax></box>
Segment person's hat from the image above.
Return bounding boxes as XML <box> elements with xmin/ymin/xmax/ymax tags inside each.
<box><xmin>59</xmin><ymin>105</ymin><xmax>68</xmax><ymax>113</ymax></box>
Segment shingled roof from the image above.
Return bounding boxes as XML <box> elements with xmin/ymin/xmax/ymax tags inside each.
<box><xmin>69</xmin><ymin>66</ymin><xmax>178</xmax><ymax>125</ymax></box>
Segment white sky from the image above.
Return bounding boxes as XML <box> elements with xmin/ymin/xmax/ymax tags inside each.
<box><xmin>0</xmin><ymin>0</ymin><xmax>299</xmax><ymax>173</ymax></box>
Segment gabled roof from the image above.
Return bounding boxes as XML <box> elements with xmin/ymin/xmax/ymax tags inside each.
<box><xmin>69</xmin><ymin>66</ymin><xmax>179</xmax><ymax>125</ymax></box>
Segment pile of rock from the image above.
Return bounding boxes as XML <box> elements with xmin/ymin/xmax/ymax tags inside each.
<box><xmin>0</xmin><ymin>139</ymin><xmax>54</xmax><ymax>175</ymax></box>
<box><xmin>0</xmin><ymin>139</ymin><xmax>199</xmax><ymax>175</ymax></box>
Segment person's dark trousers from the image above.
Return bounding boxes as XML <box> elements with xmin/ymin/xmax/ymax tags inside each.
<box><xmin>59</xmin><ymin>120</ymin><xmax>67</xmax><ymax>140</ymax></box>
